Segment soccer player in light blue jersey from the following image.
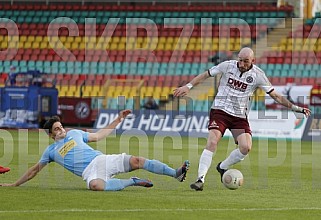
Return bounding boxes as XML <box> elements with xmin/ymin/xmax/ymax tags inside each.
<box><xmin>0</xmin><ymin>109</ymin><xmax>190</xmax><ymax>191</ymax></box>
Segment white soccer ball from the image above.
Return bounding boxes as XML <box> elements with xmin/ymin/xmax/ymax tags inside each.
<box><xmin>222</xmin><ymin>169</ymin><xmax>244</xmax><ymax>190</ymax></box>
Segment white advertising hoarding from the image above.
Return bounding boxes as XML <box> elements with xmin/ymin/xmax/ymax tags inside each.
<box><xmin>225</xmin><ymin>110</ymin><xmax>307</xmax><ymax>139</ymax></box>
<box><xmin>95</xmin><ymin>110</ymin><xmax>307</xmax><ymax>139</ymax></box>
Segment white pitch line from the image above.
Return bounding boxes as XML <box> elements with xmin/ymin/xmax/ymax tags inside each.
<box><xmin>1</xmin><ymin>207</ymin><xmax>321</xmax><ymax>213</ymax></box>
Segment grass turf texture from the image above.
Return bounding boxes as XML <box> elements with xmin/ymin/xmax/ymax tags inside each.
<box><xmin>1</xmin><ymin>129</ymin><xmax>321</xmax><ymax>220</ymax></box>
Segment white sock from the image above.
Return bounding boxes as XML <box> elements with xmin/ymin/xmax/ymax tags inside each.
<box><xmin>197</xmin><ymin>149</ymin><xmax>214</xmax><ymax>182</ymax></box>
<box><xmin>220</xmin><ymin>148</ymin><xmax>247</xmax><ymax>170</ymax></box>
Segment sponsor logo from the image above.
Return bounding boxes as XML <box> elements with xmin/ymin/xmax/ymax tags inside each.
<box><xmin>294</xmin><ymin>118</ymin><xmax>305</xmax><ymax>129</ymax></box>
<box><xmin>59</xmin><ymin>139</ymin><xmax>76</xmax><ymax>157</ymax></box>
<box><xmin>209</xmin><ymin>120</ymin><xmax>219</xmax><ymax>129</ymax></box>
<box><xmin>227</xmin><ymin>78</ymin><xmax>248</xmax><ymax>92</ymax></box>
<box><xmin>75</xmin><ymin>101</ymin><xmax>90</xmax><ymax>119</ymax></box>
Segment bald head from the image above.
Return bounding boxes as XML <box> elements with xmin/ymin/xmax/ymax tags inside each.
<box><xmin>238</xmin><ymin>47</ymin><xmax>254</xmax><ymax>59</ymax></box>
<box><xmin>237</xmin><ymin>47</ymin><xmax>255</xmax><ymax>73</ymax></box>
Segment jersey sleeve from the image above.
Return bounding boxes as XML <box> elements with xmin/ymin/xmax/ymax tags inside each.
<box><xmin>208</xmin><ymin>61</ymin><xmax>230</xmax><ymax>77</ymax></box>
<box><xmin>256</xmin><ymin>72</ymin><xmax>274</xmax><ymax>94</ymax></box>
<box><xmin>76</xmin><ymin>129</ymin><xmax>89</xmax><ymax>143</ymax></box>
<box><xmin>67</xmin><ymin>129</ymin><xmax>90</xmax><ymax>143</ymax></box>
<box><xmin>39</xmin><ymin>147</ymin><xmax>51</xmax><ymax>165</ymax></box>
<box><xmin>82</xmin><ymin>131</ymin><xmax>89</xmax><ymax>143</ymax></box>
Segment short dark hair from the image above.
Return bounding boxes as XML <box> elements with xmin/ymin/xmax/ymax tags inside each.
<box><xmin>43</xmin><ymin>116</ymin><xmax>61</xmax><ymax>134</ymax></box>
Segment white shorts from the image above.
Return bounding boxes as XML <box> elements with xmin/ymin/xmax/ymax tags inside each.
<box><xmin>82</xmin><ymin>153</ymin><xmax>131</xmax><ymax>189</ymax></box>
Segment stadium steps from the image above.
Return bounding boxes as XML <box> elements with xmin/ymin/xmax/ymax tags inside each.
<box><xmin>254</xmin><ymin>18</ymin><xmax>302</xmax><ymax>59</ymax></box>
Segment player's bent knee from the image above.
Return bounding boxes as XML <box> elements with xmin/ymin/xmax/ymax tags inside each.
<box><xmin>129</xmin><ymin>156</ymin><xmax>140</xmax><ymax>170</ymax></box>
<box><xmin>89</xmin><ymin>179</ymin><xmax>105</xmax><ymax>191</ymax></box>
<box><xmin>130</xmin><ymin>156</ymin><xmax>145</xmax><ymax>170</ymax></box>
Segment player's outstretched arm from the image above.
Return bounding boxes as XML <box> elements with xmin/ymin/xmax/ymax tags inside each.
<box><xmin>0</xmin><ymin>162</ymin><xmax>46</xmax><ymax>187</ymax></box>
<box><xmin>269</xmin><ymin>90</ymin><xmax>311</xmax><ymax>117</ymax></box>
<box><xmin>173</xmin><ymin>71</ymin><xmax>210</xmax><ymax>97</ymax></box>
<box><xmin>88</xmin><ymin>109</ymin><xmax>132</xmax><ymax>142</ymax></box>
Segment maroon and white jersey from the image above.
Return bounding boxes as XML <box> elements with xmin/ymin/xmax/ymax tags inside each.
<box><xmin>208</xmin><ymin>60</ymin><xmax>274</xmax><ymax>118</ymax></box>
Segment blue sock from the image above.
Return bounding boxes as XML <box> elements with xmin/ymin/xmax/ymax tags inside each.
<box><xmin>104</xmin><ymin>179</ymin><xmax>134</xmax><ymax>191</ymax></box>
<box><xmin>143</xmin><ymin>159</ymin><xmax>176</xmax><ymax>177</ymax></box>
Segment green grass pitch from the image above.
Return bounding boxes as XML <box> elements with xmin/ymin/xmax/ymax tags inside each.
<box><xmin>1</xmin><ymin>129</ymin><xmax>321</xmax><ymax>220</ymax></box>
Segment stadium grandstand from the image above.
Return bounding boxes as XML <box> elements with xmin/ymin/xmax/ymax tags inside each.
<box><xmin>0</xmin><ymin>0</ymin><xmax>320</xmax><ymax>124</ymax></box>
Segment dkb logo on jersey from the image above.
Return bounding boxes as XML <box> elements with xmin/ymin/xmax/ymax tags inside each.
<box><xmin>227</xmin><ymin>78</ymin><xmax>248</xmax><ymax>92</ymax></box>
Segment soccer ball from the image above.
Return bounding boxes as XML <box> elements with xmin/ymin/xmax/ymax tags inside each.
<box><xmin>222</xmin><ymin>169</ymin><xmax>244</xmax><ymax>190</ymax></box>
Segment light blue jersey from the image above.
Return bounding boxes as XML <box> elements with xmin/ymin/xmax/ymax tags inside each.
<box><xmin>39</xmin><ymin>129</ymin><xmax>102</xmax><ymax>176</ymax></box>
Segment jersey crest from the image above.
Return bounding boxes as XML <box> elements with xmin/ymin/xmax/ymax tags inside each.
<box><xmin>246</xmin><ymin>76</ymin><xmax>254</xmax><ymax>83</ymax></box>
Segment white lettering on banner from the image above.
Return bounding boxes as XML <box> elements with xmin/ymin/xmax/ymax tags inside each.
<box><xmin>58</xmin><ymin>104</ymin><xmax>74</xmax><ymax>110</ymax></box>
<box><xmin>190</xmin><ymin>116</ymin><xmax>206</xmax><ymax>132</ymax></box>
<box><xmin>150</xmin><ymin>115</ymin><xmax>162</xmax><ymax>131</ymax></box>
<box><xmin>122</xmin><ymin>118</ymin><xmax>134</xmax><ymax>130</ymax></box>
<box><xmin>201</xmin><ymin>116</ymin><xmax>209</xmax><ymax>132</ymax></box>
<box><xmin>172</xmin><ymin>118</ymin><xmax>185</xmax><ymax>131</ymax></box>
<box><xmin>138</xmin><ymin>114</ymin><xmax>152</xmax><ymax>130</ymax></box>
<box><xmin>96</xmin><ymin>113</ymin><xmax>120</xmax><ymax>128</ymax></box>
<box><xmin>163</xmin><ymin>116</ymin><xmax>171</xmax><ymax>131</ymax></box>
<box><xmin>96</xmin><ymin>113</ymin><xmax>109</xmax><ymax>128</ymax></box>
<box><xmin>183</xmin><ymin>117</ymin><xmax>192</xmax><ymax>132</ymax></box>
